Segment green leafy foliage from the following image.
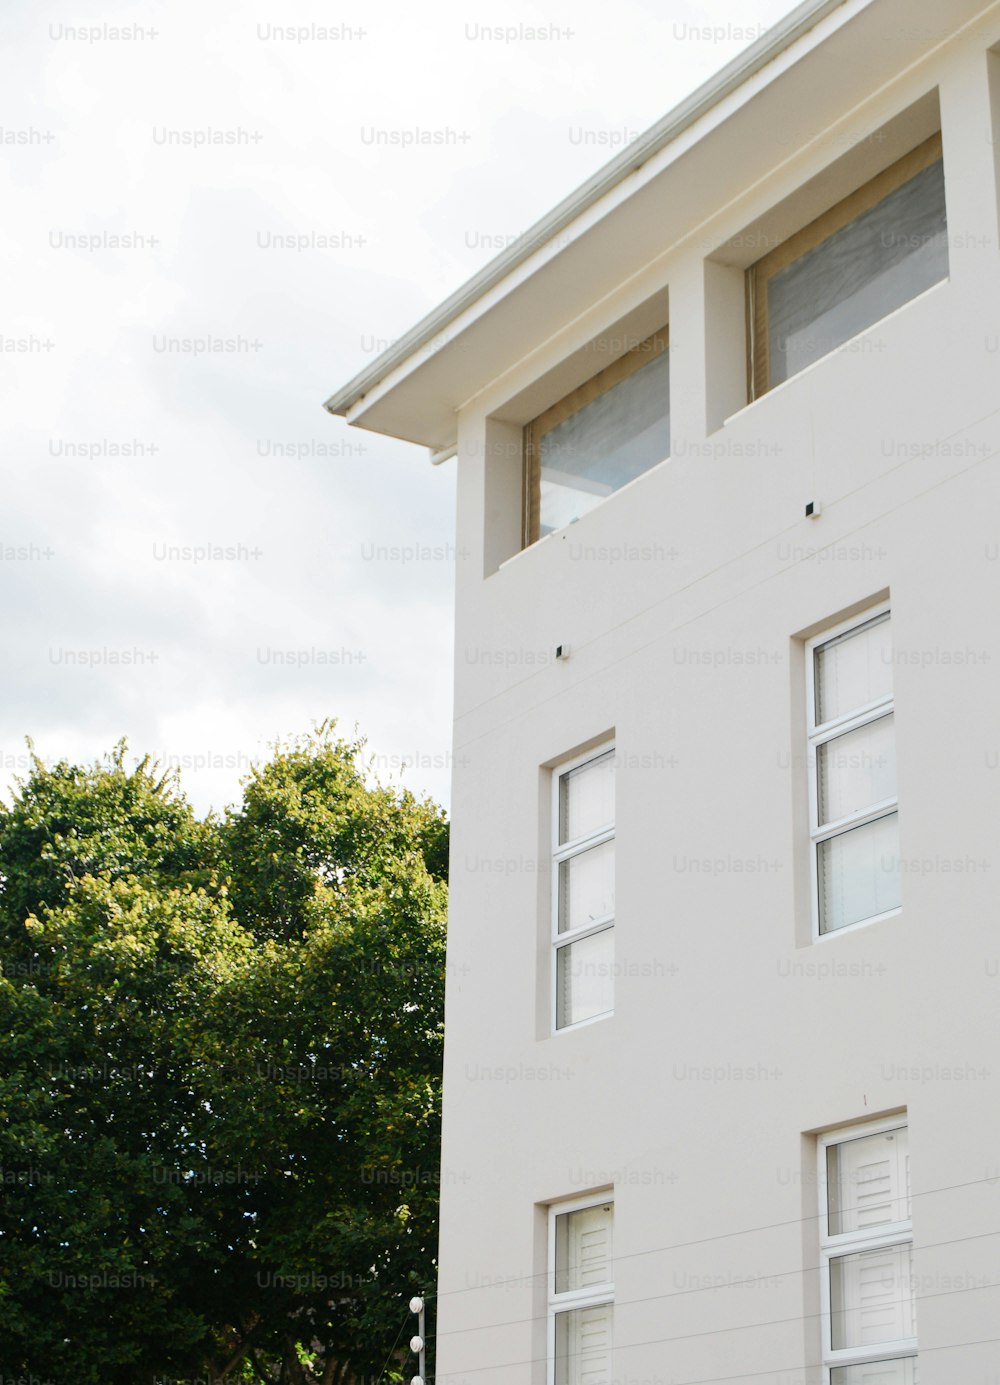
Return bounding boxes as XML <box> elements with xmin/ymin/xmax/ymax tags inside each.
<box><xmin>0</xmin><ymin>726</ymin><xmax>446</xmax><ymax>1384</ymax></box>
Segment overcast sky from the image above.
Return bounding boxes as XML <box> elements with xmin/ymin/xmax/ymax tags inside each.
<box><xmin>3</xmin><ymin>0</ymin><xmax>799</xmax><ymax>817</ymax></box>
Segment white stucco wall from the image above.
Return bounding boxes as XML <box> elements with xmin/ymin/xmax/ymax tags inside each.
<box><xmin>435</xmin><ymin>17</ymin><xmax>1000</xmax><ymax>1385</ymax></box>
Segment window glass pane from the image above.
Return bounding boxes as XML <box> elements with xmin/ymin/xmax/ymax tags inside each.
<box><xmin>559</xmin><ymin>839</ymin><xmax>615</xmax><ymax>934</ymax></box>
<box><xmin>768</xmin><ymin>159</ymin><xmax>947</xmax><ymax>386</ymax></box>
<box><xmin>818</xmin><ymin>812</ymin><xmax>900</xmax><ymax>933</ymax></box>
<box><xmin>818</xmin><ymin>715</ymin><xmax>896</xmax><ymax>826</ymax></box>
<box><xmin>815</xmin><ymin>614</ymin><xmax>892</xmax><ymax>725</ymax></box>
<box><xmin>539</xmin><ymin>348</ymin><xmax>669</xmax><ymax>537</ymax></box>
<box><xmin>554</xmin><ymin>1202</ymin><xmax>613</xmax><ymax>1293</ymax></box>
<box><xmin>554</xmin><ymin>1302</ymin><xmax>613</xmax><ymax>1385</ymax></box>
<box><xmin>828</xmin><ymin>1127</ymin><xmax>910</xmax><ymax>1235</ymax></box>
<box><xmin>830</xmin><ymin>1243</ymin><xmax>916</xmax><ymax>1349</ymax></box>
<box><xmin>556</xmin><ymin>928</ymin><xmax>614</xmax><ymax>1028</ymax></box>
<box><xmin>559</xmin><ymin>752</ymin><xmax>614</xmax><ymax>845</ymax></box>
<box><xmin>830</xmin><ymin>1359</ymin><xmax>918</xmax><ymax>1385</ymax></box>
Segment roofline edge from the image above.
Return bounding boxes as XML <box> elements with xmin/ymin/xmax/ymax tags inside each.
<box><xmin>323</xmin><ymin>0</ymin><xmax>850</xmax><ymax>420</ymax></box>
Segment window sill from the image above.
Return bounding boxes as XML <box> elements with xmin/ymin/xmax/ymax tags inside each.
<box><xmin>813</xmin><ymin>905</ymin><xmax>901</xmax><ymax>944</ymax></box>
<box><xmin>552</xmin><ymin>1009</ymin><xmax>614</xmax><ymax>1037</ymax></box>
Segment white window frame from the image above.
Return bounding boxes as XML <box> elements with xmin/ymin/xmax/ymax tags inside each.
<box><xmin>547</xmin><ymin>1192</ymin><xmax>615</xmax><ymax>1385</ymax></box>
<box><xmin>805</xmin><ymin>602</ymin><xmax>900</xmax><ymax>942</ymax></box>
<box><xmin>551</xmin><ymin>742</ymin><xmax>615</xmax><ymax>1033</ymax></box>
<box><xmin>817</xmin><ymin>1115</ymin><xmax>917</xmax><ymax>1381</ymax></box>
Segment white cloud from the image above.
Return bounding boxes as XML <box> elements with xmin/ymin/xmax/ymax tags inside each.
<box><xmin>1</xmin><ymin>0</ymin><xmax>796</xmax><ymax>815</ymax></box>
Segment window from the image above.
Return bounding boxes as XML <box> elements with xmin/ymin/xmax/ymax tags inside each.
<box><xmin>552</xmin><ymin>746</ymin><xmax>615</xmax><ymax>1030</ymax></box>
<box><xmin>819</xmin><ymin>1118</ymin><xmax>916</xmax><ymax>1383</ymax></box>
<box><xmin>748</xmin><ymin>134</ymin><xmax>947</xmax><ymax>397</ymax></box>
<box><xmin>806</xmin><ymin>606</ymin><xmax>900</xmax><ymax>936</ymax></box>
<box><xmin>548</xmin><ymin>1196</ymin><xmax>614</xmax><ymax>1385</ymax></box>
<box><xmin>524</xmin><ymin>330</ymin><xmax>669</xmax><ymax>544</ymax></box>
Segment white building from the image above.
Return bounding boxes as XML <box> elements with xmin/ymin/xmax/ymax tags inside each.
<box><xmin>326</xmin><ymin>0</ymin><xmax>1000</xmax><ymax>1380</ymax></box>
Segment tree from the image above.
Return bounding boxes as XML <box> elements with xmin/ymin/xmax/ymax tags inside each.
<box><xmin>0</xmin><ymin>726</ymin><xmax>446</xmax><ymax>1384</ymax></box>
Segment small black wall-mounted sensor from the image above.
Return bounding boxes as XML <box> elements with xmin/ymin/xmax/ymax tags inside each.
<box><xmin>805</xmin><ymin>500</ymin><xmax>823</xmax><ymax>518</ymax></box>
<box><xmin>555</xmin><ymin>644</ymin><xmax>570</xmax><ymax>661</ymax></box>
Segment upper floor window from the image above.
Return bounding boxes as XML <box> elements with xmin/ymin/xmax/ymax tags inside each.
<box><xmin>748</xmin><ymin>134</ymin><xmax>947</xmax><ymax>397</ymax></box>
<box><xmin>806</xmin><ymin>606</ymin><xmax>900</xmax><ymax>937</ymax></box>
<box><xmin>524</xmin><ymin>330</ymin><xmax>670</xmax><ymax>544</ymax></box>
<box><xmin>553</xmin><ymin>746</ymin><xmax>615</xmax><ymax>1031</ymax></box>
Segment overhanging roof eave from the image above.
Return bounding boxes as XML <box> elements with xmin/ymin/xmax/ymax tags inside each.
<box><xmin>322</xmin><ymin>0</ymin><xmax>849</xmax><ymax>420</ymax></box>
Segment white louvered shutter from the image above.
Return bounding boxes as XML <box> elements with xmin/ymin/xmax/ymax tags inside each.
<box><xmin>575</xmin><ymin>1301</ymin><xmax>613</xmax><ymax>1385</ymax></box>
<box><xmin>832</xmin><ymin>1243</ymin><xmax>916</xmax><ymax>1349</ymax></box>
<box><xmin>829</xmin><ymin>1127</ymin><xmax>910</xmax><ymax>1234</ymax></box>
<box><xmin>554</xmin><ymin>1202</ymin><xmax>613</xmax><ymax>1385</ymax></box>
<box><xmin>555</xmin><ymin>1302</ymin><xmax>612</xmax><ymax>1385</ymax></box>
<box><xmin>555</xmin><ymin>1202</ymin><xmax>613</xmax><ymax>1292</ymax></box>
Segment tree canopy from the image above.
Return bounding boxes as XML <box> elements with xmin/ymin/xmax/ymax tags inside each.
<box><xmin>0</xmin><ymin>725</ymin><xmax>446</xmax><ymax>1384</ymax></box>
